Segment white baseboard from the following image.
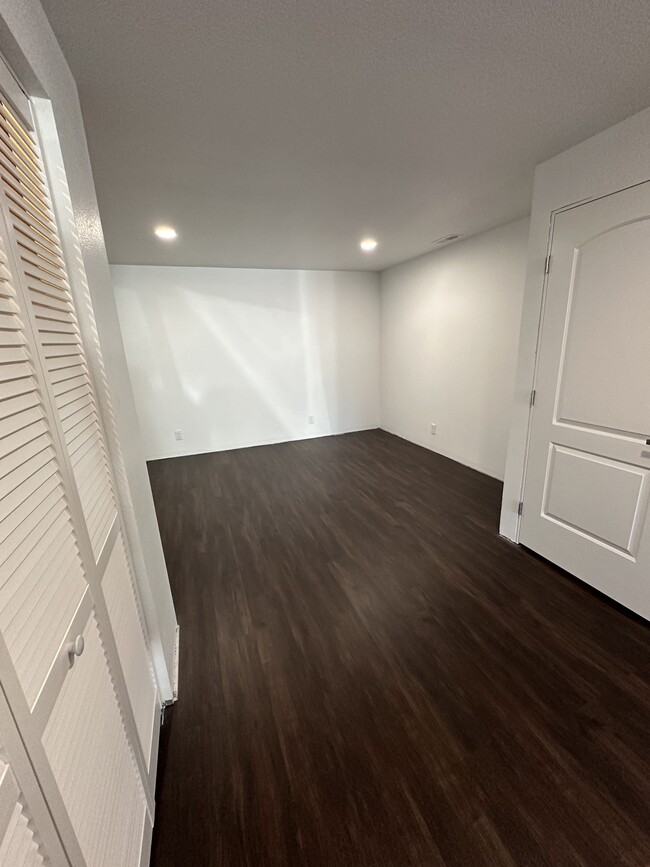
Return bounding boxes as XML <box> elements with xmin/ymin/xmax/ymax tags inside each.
<box><xmin>145</xmin><ymin>425</ymin><xmax>380</xmax><ymax>462</ymax></box>
<box><xmin>380</xmin><ymin>425</ymin><xmax>504</xmax><ymax>481</ymax></box>
<box><xmin>172</xmin><ymin>624</ymin><xmax>179</xmax><ymax>702</ymax></box>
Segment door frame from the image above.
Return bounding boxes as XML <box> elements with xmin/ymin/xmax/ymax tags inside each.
<box><xmin>500</xmin><ymin>105</ymin><xmax>650</xmax><ymax>543</ymax></box>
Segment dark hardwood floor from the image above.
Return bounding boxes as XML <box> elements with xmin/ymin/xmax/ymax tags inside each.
<box><xmin>147</xmin><ymin>430</ymin><xmax>650</xmax><ymax>867</ymax></box>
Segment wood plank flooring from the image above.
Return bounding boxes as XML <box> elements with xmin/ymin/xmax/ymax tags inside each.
<box><xmin>147</xmin><ymin>430</ymin><xmax>650</xmax><ymax>867</ymax></box>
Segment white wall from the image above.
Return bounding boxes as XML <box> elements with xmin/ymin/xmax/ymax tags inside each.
<box><xmin>380</xmin><ymin>218</ymin><xmax>530</xmax><ymax>480</ymax></box>
<box><xmin>112</xmin><ymin>266</ymin><xmax>381</xmax><ymax>460</ymax></box>
<box><xmin>0</xmin><ymin>0</ymin><xmax>177</xmax><ymax>699</ymax></box>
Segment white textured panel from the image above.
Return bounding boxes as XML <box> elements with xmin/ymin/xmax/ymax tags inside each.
<box><xmin>0</xmin><ymin>759</ymin><xmax>19</xmax><ymax>846</ymax></box>
<box><xmin>0</xmin><ymin>98</ymin><xmax>117</xmax><ymax>560</ymax></box>
<box><xmin>103</xmin><ymin>533</ymin><xmax>157</xmax><ymax>762</ymax></box>
<box><xmin>42</xmin><ymin>614</ymin><xmax>146</xmax><ymax>866</ymax></box>
<box><xmin>0</xmin><ymin>758</ymin><xmax>47</xmax><ymax>867</ymax></box>
<box><xmin>0</xmin><ymin>235</ymin><xmax>86</xmax><ymax>708</ymax></box>
<box><xmin>544</xmin><ymin>445</ymin><xmax>649</xmax><ymax>555</ymax></box>
<box><xmin>558</xmin><ymin>219</ymin><xmax>650</xmax><ymax>436</ymax></box>
<box><xmin>0</xmin><ymin>802</ymin><xmax>46</xmax><ymax>867</ymax></box>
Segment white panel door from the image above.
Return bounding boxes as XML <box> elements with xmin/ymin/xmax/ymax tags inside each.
<box><xmin>520</xmin><ymin>182</ymin><xmax>650</xmax><ymax>619</ymax></box>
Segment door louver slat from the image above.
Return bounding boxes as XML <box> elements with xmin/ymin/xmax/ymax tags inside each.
<box><xmin>0</xmin><ymin>237</ymin><xmax>86</xmax><ymax>708</ymax></box>
<box><xmin>0</xmin><ymin>99</ymin><xmax>117</xmax><ymax>560</ymax></box>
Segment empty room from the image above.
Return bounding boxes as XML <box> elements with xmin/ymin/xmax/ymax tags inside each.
<box><xmin>0</xmin><ymin>0</ymin><xmax>648</xmax><ymax>865</ymax></box>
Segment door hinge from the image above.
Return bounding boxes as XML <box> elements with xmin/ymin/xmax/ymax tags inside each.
<box><xmin>544</xmin><ymin>254</ymin><xmax>551</xmax><ymax>275</ymax></box>
<box><xmin>530</xmin><ymin>389</ymin><xmax>536</xmax><ymax>407</ymax></box>
<box><xmin>517</xmin><ymin>501</ymin><xmax>524</xmax><ymax>516</ymax></box>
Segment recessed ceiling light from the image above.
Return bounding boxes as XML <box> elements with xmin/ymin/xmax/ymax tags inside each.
<box><xmin>360</xmin><ymin>238</ymin><xmax>378</xmax><ymax>252</ymax></box>
<box><xmin>154</xmin><ymin>225</ymin><xmax>177</xmax><ymax>240</ymax></box>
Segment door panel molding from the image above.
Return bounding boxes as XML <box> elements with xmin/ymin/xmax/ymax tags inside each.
<box><xmin>542</xmin><ymin>444</ymin><xmax>650</xmax><ymax>557</ymax></box>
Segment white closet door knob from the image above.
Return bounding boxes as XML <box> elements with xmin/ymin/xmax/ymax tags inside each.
<box><xmin>66</xmin><ymin>635</ymin><xmax>85</xmax><ymax>660</ymax></box>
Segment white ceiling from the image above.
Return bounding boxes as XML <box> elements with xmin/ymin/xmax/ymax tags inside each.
<box><xmin>41</xmin><ymin>0</ymin><xmax>650</xmax><ymax>271</ymax></box>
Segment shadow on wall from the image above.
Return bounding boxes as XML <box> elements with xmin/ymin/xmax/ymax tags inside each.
<box><xmin>113</xmin><ymin>266</ymin><xmax>380</xmax><ymax>460</ymax></box>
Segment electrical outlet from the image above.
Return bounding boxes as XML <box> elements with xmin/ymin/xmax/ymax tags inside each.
<box><xmin>307</xmin><ymin>414</ymin><xmax>315</xmax><ymax>424</ymax></box>
<box><xmin>174</xmin><ymin>429</ymin><xmax>183</xmax><ymax>441</ymax></box>
<box><xmin>430</xmin><ymin>423</ymin><xmax>437</xmax><ymax>435</ymax></box>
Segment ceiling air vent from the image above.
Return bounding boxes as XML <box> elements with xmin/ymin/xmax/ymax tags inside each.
<box><xmin>431</xmin><ymin>234</ymin><xmax>462</xmax><ymax>246</ymax></box>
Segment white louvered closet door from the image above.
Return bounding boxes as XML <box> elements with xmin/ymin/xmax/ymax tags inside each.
<box><xmin>0</xmin><ymin>789</ymin><xmax>47</xmax><ymax>867</ymax></box>
<box><xmin>0</xmin><ymin>65</ymin><xmax>158</xmax><ymax>866</ymax></box>
<box><xmin>0</xmin><ymin>712</ymin><xmax>69</xmax><ymax>867</ymax></box>
<box><xmin>0</xmin><ymin>759</ymin><xmax>49</xmax><ymax>866</ymax></box>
